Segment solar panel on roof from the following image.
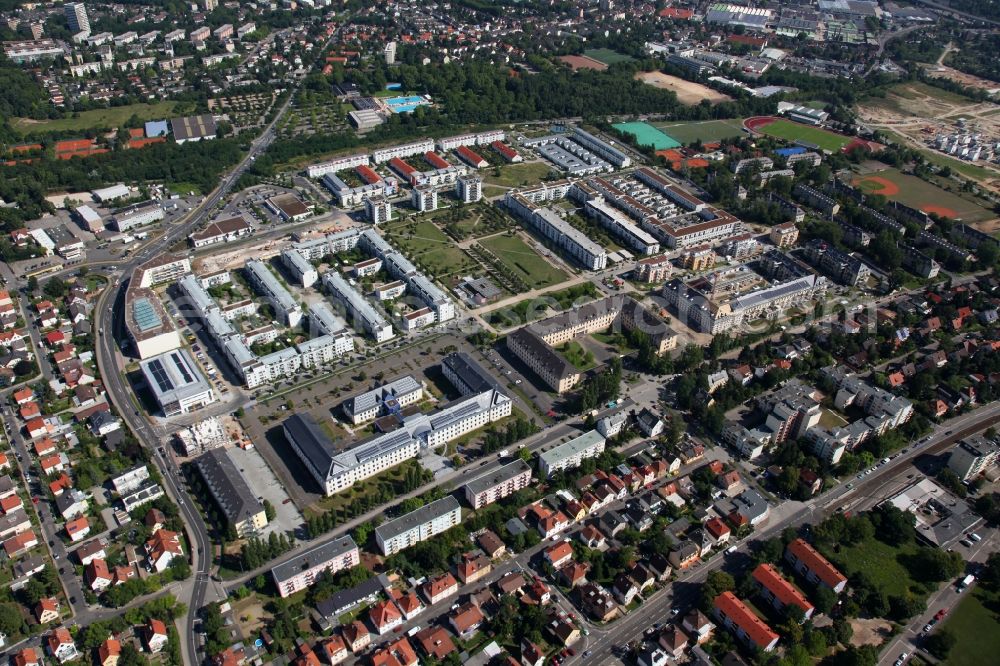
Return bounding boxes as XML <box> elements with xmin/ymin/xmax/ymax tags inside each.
<box><xmin>133</xmin><ymin>298</ymin><xmax>162</xmax><ymax>332</ymax></box>
<box><xmin>148</xmin><ymin>359</ymin><xmax>173</xmax><ymax>392</ymax></box>
<box><xmin>171</xmin><ymin>352</ymin><xmax>194</xmax><ymax>384</ymax></box>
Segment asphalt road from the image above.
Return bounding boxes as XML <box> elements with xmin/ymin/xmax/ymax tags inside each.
<box><xmin>92</xmin><ymin>94</ymin><xmax>294</xmax><ymax>664</ymax></box>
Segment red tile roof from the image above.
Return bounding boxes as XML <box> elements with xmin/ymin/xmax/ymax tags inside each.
<box><xmin>714</xmin><ymin>591</ymin><xmax>779</xmax><ymax>650</ymax></box>
<box><xmin>752</xmin><ymin>563</ymin><xmax>814</xmax><ymax>615</ymax></box>
<box><xmin>786</xmin><ymin>538</ymin><xmax>847</xmax><ymax>589</ymax></box>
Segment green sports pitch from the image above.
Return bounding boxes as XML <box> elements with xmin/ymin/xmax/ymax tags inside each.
<box><xmin>755</xmin><ymin>118</ymin><xmax>853</xmax><ymax>152</ymax></box>
<box><xmin>612</xmin><ymin>121</ymin><xmax>681</xmax><ymax>150</ymax></box>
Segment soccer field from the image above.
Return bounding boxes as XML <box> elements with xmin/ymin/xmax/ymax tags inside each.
<box><xmin>756</xmin><ymin>119</ymin><xmax>852</xmax><ymax>152</ymax></box>
<box><xmin>583</xmin><ymin>48</ymin><xmax>634</xmax><ymax>65</ymax></box>
<box><xmin>653</xmin><ymin>119</ymin><xmax>746</xmax><ymax>145</ymax></box>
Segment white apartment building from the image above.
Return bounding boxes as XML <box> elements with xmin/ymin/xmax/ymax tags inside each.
<box><xmin>306</xmin><ymin>154</ymin><xmax>370</xmax><ymax>179</ymax></box>
<box><xmin>111</xmin><ymin>465</ymin><xmax>150</xmax><ymax>496</ymax></box>
<box><xmin>539</xmin><ymin>430</ymin><xmax>606</xmax><ymax>477</ymax></box>
<box><xmin>463</xmin><ymin>460</ymin><xmax>532</xmax><ymax>509</ymax></box>
<box><xmin>271</xmin><ymin>537</ymin><xmax>360</xmax><ymax>598</ymax></box>
<box><xmin>244</xmin><ymin>259</ymin><xmax>303</xmax><ymax>328</ymax></box>
<box><xmin>281</xmin><ymin>248</ymin><xmax>318</xmax><ymax>288</ymax></box>
<box><xmin>375</xmin><ymin>496</ymin><xmax>462</xmax><ymax>555</ymax></box>
<box><xmin>372</xmin><ymin>139</ymin><xmax>435</xmax><ymax>164</ymax></box>
<box><xmin>343</xmin><ymin>375</ymin><xmax>424</xmax><ymax>425</ymax></box>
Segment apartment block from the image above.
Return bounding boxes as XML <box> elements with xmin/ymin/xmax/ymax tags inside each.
<box><xmin>375</xmin><ymin>496</ymin><xmax>462</xmax><ymax>556</ymax></box>
<box><xmin>462</xmin><ymin>460</ymin><xmax>532</xmax><ymax>509</ymax></box>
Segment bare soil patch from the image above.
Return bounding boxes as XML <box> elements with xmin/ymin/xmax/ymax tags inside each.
<box><xmin>635</xmin><ymin>71</ymin><xmax>732</xmax><ymax>106</ymax></box>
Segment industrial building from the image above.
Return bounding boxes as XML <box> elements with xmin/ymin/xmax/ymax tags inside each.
<box><xmin>139</xmin><ymin>349</ymin><xmax>216</xmax><ymax>416</ymax></box>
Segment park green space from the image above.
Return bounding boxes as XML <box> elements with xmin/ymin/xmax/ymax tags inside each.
<box><xmin>852</xmin><ymin>167</ymin><xmax>994</xmax><ymax>223</ymax></box>
<box><xmin>479</xmin><ymin>234</ymin><xmax>568</xmax><ymax>289</ymax></box>
<box><xmin>383</xmin><ymin>219</ymin><xmax>479</xmax><ymax>277</ymax></box>
<box><xmin>583</xmin><ymin>48</ymin><xmax>634</xmax><ymax>65</ymax></box>
<box><xmin>12</xmin><ymin>101</ymin><xmax>180</xmax><ymax>134</ymax></box>
<box><xmin>940</xmin><ymin>586</ymin><xmax>1000</xmax><ymax>666</ymax></box>
<box><xmin>756</xmin><ymin>118</ymin><xmax>853</xmax><ymax>152</ymax></box>
<box><xmin>484</xmin><ymin>161</ymin><xmax>556</xmax><ymax>188</ymax></box>
<box><xmin>821</xmin><ymin>537</ymin><xmax>920</xmax><ymax>597</ymax></box>
<box><xmin>560</xmin><ymin>340</ymin><xmax>596</xmax><ymax>370</ymax></box>
<box><xmin>487</xmin><ymin>282</ymin><xmax>599</xmax><ymax>327</ymax></box>
<box><xmin>652</xmin><ymin>119</ymin><xmax>746</xmax><ymax>145</ymax></box>
<box><xmin>613</xmin><ymin>121</ymin><xmax>680</xmax><ymax>150</ymax></box>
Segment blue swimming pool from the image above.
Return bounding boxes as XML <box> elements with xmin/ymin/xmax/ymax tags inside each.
<box><xmin>386</xmin><ymin>95</ymin><xmax>429</xmax><ymax>114</ymax></box>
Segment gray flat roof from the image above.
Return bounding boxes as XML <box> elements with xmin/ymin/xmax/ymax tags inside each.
<box><xmin>270</xmin><ymin>535</ymin><xmax>359</xmax><ymax>584</ymax></box>
<box><xmin>375</xmin><ymin>495</ymin><xmax>461</xmax><ymax>543</ymax></box>
<box><xmin>283</xmin><ymin>413</ymin><xmax>337</xmax><ymax>477</ymax></box>
<box><xmin>539</xmin><ymin>430</ymin><xmax>606</xmax><ymax>468</ymax></box>
<box><xmin>463</xmin><ymin>460</ymin><xmax>531</xmax><ymax>497</ymax></box>
<box><xmin>139</xmin><ymin>348</ymin><xmax>211</xmax><ymax>405</ymax></box>
<box><xmin>194</xmin><ymin>448</ymin><xmax>264</xmax><ymax>525</ymax></box>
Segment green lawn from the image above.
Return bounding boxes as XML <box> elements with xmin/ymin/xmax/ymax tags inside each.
<box><xmin>818</xmin><ymin>408</ymin><xmax>848</xmax><ymax>429</ymax></box>
<box><xmin>480</xmin><ymin>234</ymin><xmax>569</xmax><ymax>289</ymax></box>
<box><xmin>484</xmin><ymin>162</ymin><xmax>556</xmax><ymax>188</ymax></box>
<box><xmin>756</xmin><ymin>118</ymin><xmax>853</xmax><ymax>152</ymax></box>
<box><xmin>821</xmin><ymin>538</ymin><xmax>918</xmax><ymax>597</ymax></box>
<box><xmin>12</xmin><ymin>101</ymin><xmax>180</xmax><ymax>134</ymax></box>
<box><xmin>652</xmin><ymin>119</ymin><xmax>746</xmax><ymax>146</ymax></box>
<box><xmin>890</xmin><ymin>81</ymin><xmax>973</xmax><ymax>104</ymax></box>
<box><xmin>560</xmin><ymin>341</ymin><xmax>596</xmax><ymax>371</ymax></box>
<box><xmin>851</xmin><ymin>167</ymin><xmax>994</xmax><ymax>223</ymax></box>
<box><xmin>941</xmin><ymin>586</ymin><xmax>1000</xmax><ymax>666</ymax></box>
<box><xmin>583</xmin><ymin>48</ymin><xmax>635</xmax><ymax>65</ymax></box>
<box><xmin>383</xmin><ymin>219</ymin><xmax>479</xmax><ymax>277</ymax></box>
<box><xmin>487</xmin><ymin>283</ymin><xmax>600</xmax><ymax>327</ymax></box>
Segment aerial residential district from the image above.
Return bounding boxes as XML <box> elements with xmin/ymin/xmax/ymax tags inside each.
<box><xmin>5</xmin><ymin>2</ymin><xmax>1000</xmax><ymax>666</ymax></box>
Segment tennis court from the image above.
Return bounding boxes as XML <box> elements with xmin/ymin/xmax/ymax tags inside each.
<box><xmin>613</xmin><ymin>121</ymin><xmax>681</xmax><ymax>150</ymax></box>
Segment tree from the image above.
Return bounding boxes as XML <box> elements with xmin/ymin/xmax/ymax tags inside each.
<box><xmin>905</xmin><ymin>548</ymin><xmax>964</xmax><ymax>583</ymax></box>
<box><xmin>0</xmin><ymin>602</ymin><xmax>26</xmax><ymax>636</ymax></box>
<box><xmin>42</xmin><ymin>276</ymin><xmax>68</xmax><ymax>298</ymax></box>
<box><xmin>813</xmin><ymin>584</ymin><xmax>838</xmax><ymax>615</ymax></box>
<box><xmin>263</xmin><ymin>500</ymin><xmax>276</xmax><ymax>522</ymax></box>
<box><xmin>923</xmin><ymin>630</ymin><xmax>956</xmax><ymax>660</ymax></box>
<box><xmin>699</xmin><ymin>570</ymin><xmax>736</xmax><ymax>610</ymax></box>
<box><xmin>26</xmin><ymin>275</ymin><xmax>38</xmax><ymax>292</ymax></box>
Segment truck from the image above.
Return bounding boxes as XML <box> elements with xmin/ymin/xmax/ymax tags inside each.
<box><xmin>958</xmin><ymin>574</ymin><xmax>975</xmax><ymax>590</ymax></box>
<box><xmin>497</xmin><ymin>449</ymin><xmax>509</xmax><ymax>458</ymax></box>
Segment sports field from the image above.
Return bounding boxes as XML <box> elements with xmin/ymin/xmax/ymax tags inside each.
<box><xmin>652</xmin><ymin>119</ymin><xmax>746</xmax><ymax>145</ymax></box>
<box><xmin>851</xmin><ymin>168</ymin><xmax>994</xmax><ymax>222</ymax></box>
<box><xmin>480</xmin><ymin>234</ymin><xmax>568</xmax><ymax>289</ymax></box>
<box><xmin>749</xmin><ymin>117</ymin><xmax>853</xmax><ymax>152</ymax></box>
<box><xmin>612</xmin><ymin>121</ymin><xmax>680</xmax><ymax>150</ymax></box>
<box><xmin>12</xmin><ymin>101</ymin><xmax>180</xmax><ymax>134</ymax></box>
<box><xmin>583</xmin><ymin>48</ymin><xmax>634</xmax><ymax>65</ymax></box>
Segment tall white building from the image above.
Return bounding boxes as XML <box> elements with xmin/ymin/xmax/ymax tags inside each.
<box><xmin>65</xmin><ymin>3</ymin><xmax>90</xmax><ymax>34</ymax></box>
<box><xmin>375</xmin><ymin>496</ymin><xmax>462</xmax><ymax>555</ymax></box>
<box><xmin>384</xmin><ymin>40</ymin><xmax>397</xmax><ymax>65</ymax></box>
